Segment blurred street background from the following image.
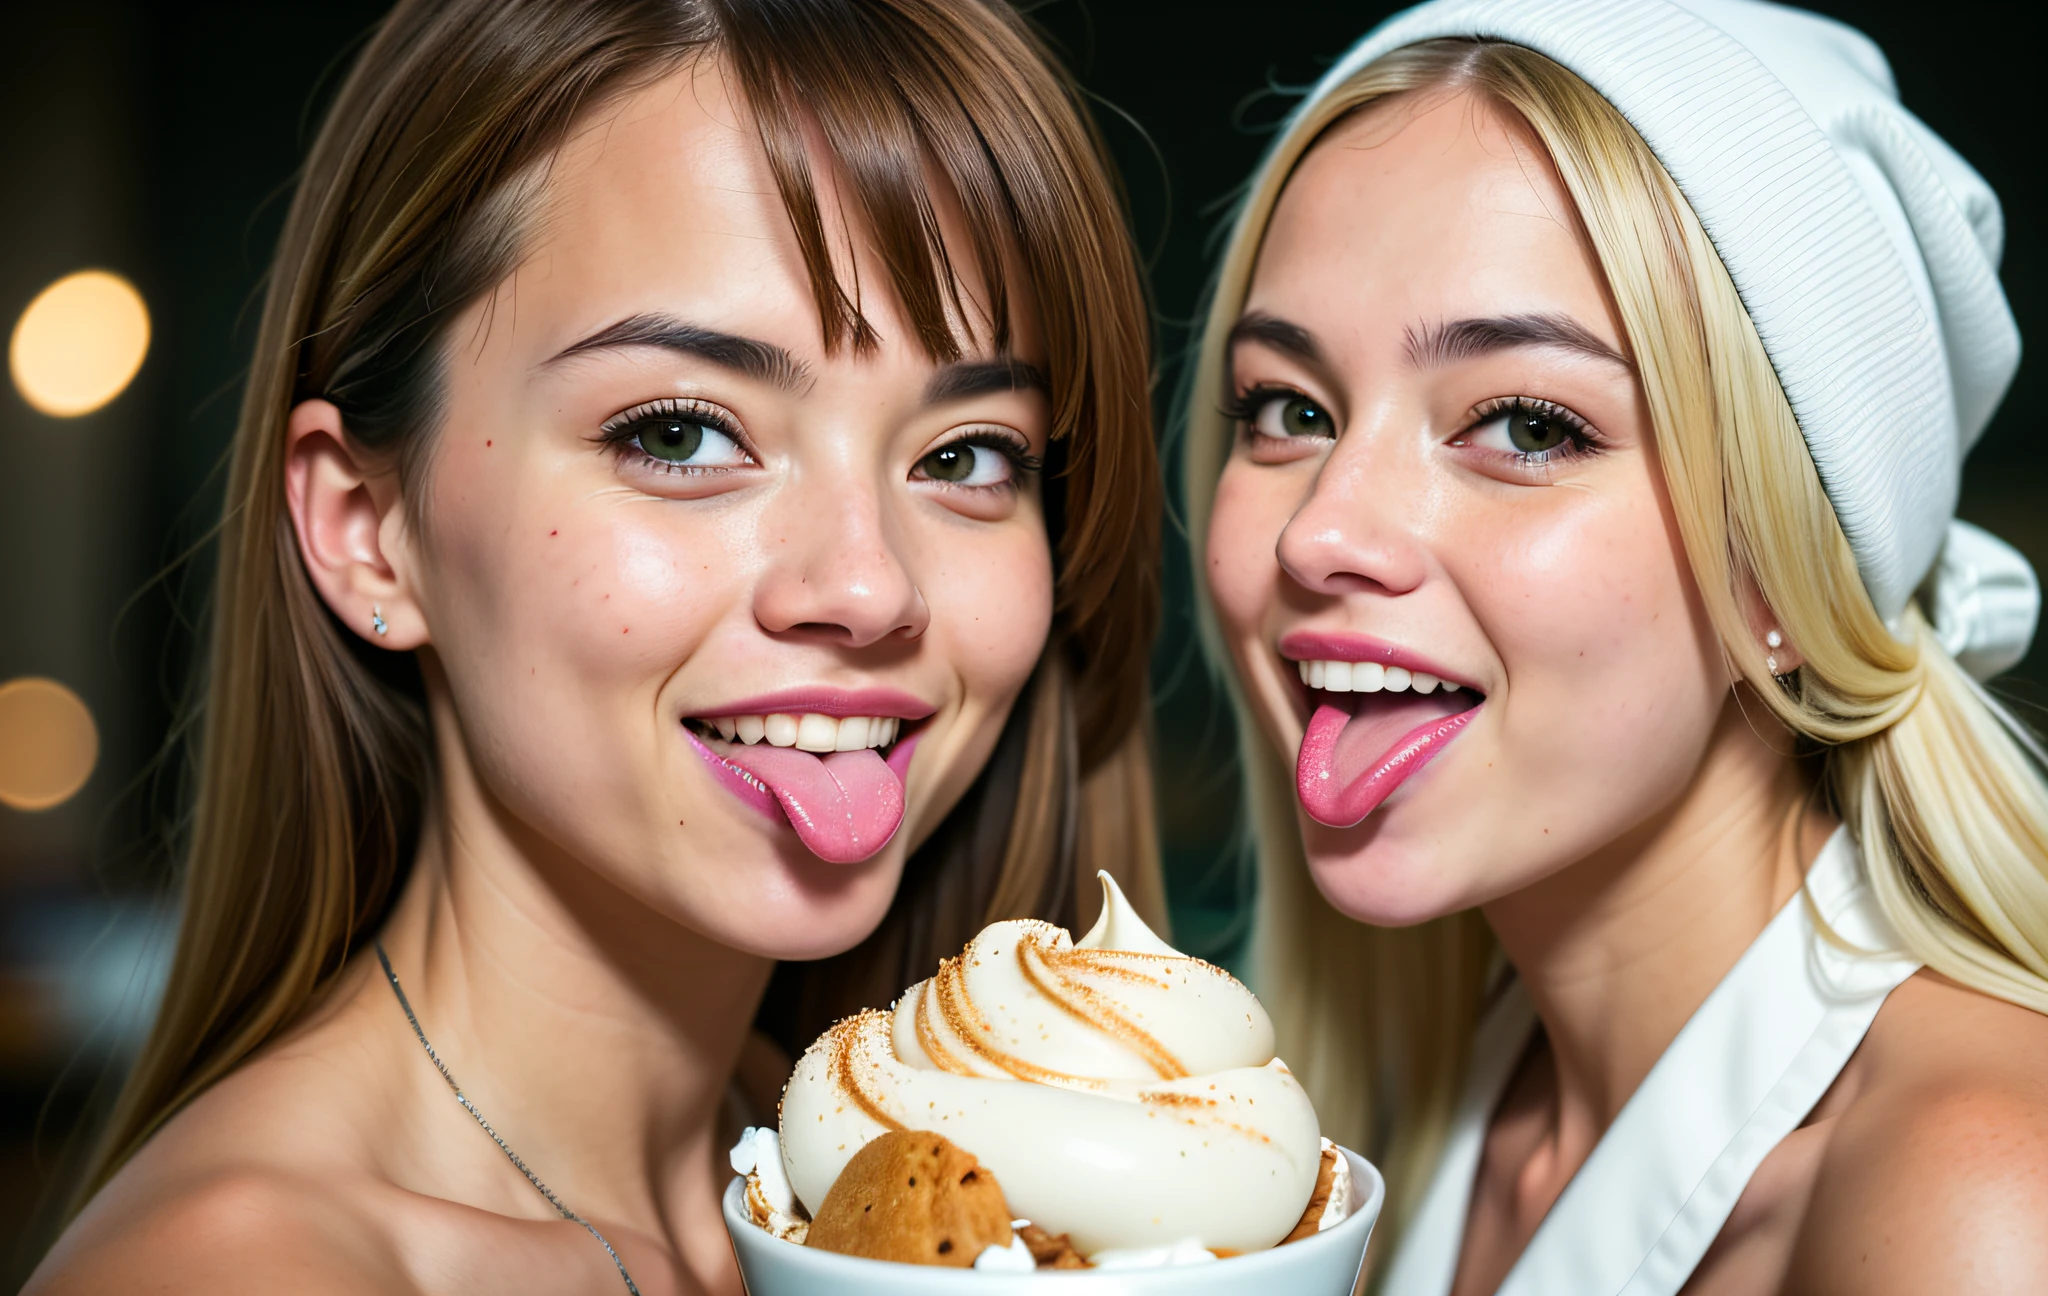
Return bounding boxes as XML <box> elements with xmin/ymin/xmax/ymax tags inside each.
<box><xmin>0</xmin><ymin>0</ymin><xmax>2037</xmax><ymax>1282</ymax></box>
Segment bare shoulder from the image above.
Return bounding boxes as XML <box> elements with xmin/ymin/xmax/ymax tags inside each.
<box><xmin>26</xmin><ymin>1161</ymin><xmax>408</xmax><ymax>1295</ymax></box>
<box><xmin>1786</xmin><ymin>972</ymin><xmax>2048</xmax><ymax>1295</ymax></box>
<box><xmin>26</xmin><ymin>979</ymin><xmax>422</xmax><ymax>1294</ymax></box>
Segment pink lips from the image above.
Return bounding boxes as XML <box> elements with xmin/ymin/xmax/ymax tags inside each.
<box><xmin>682</xmin><ymin>688</ymin><xmax>931</xmax><ymax>865</ymax></box>
<box><xmin>1282</xmin><ymin>630</ymin><xmax>1482</xmax><ymax>829</ymax></box>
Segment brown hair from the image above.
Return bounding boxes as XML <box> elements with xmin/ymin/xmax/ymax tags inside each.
<box><xmin>84</xmin><ymin>0</ymin><xmax>1160</xmax><ymax>1197</ymax></box>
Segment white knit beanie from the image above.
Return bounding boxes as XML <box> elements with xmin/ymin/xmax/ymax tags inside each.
<box><xmin>1297</xmin><ymin>0</ymin><xmax>2034</xmax><ymax>678</ymax></box>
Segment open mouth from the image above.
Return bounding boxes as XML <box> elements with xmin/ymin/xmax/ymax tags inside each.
<box><xmin>1290</xmin><ymin>657</ymin><xmax>1485</xmax><ymax>828</ymax></box>
<box><xmin>682</xmin><ymin>709</ymin><xmax>924</xmax><ymax>865</ymax></box>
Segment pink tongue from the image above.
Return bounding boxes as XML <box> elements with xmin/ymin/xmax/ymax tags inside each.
<box><xmin>720</xmin><ymin>747</ymin><xmax>905</xmax><ymax>864</ymax></box>
<box><xmin>1297</xmin><ymin>692</ymin><xmax>1465</xmax><ymax>827</ymax></box>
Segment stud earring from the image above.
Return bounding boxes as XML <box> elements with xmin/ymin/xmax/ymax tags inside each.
<box><xmin>1763</xmin><ymin>628</ymin><xmax>1783</xmax><ymax>677</ymax></box>
<box><xmin>372</xmin><ymin>605</ymin><xmax>388</xmax><ymax>637</ymax></box>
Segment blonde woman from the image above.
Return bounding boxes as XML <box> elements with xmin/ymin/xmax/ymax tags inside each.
<box><xmin>1186</xmin><ymin>0</ymin><xmax>2047</xmax><ymax>1291</ymax></box>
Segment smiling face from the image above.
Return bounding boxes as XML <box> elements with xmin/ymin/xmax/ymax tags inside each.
<box><xmin>385</xmin><ymin>61</ymin><xmax>1054</xmax><ymax>959</ymax></box>
<box><xmin>1205</xmin><ymin>88</ymin><xmax>1730</xmax><ymax>925</ymax></box>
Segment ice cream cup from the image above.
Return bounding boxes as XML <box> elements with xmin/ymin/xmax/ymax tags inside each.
<box><xmin>721</xmin><ymin>1146</ymin><xmax>1383</xmax><ymax>1295</ymax></box>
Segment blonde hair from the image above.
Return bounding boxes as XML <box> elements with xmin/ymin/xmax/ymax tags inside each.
<box><xmin>1183</xmin><ymin>38</ymin><xmax>2048</xmax><ymax>1275</ymax></box>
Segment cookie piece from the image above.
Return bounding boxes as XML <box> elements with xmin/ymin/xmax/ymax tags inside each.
<box><xmin>806</xmin><ymin>1130</ymin><xmax>1014</xmax><ymax>1267</ymax></box>
<box><xmin>1280</xmin><ymin>1142</ymin><xmax>1341</xmax><ymax>1245</ymax></box>
<box><xmin>1019</xmin><ymin>1222</ymin><xmax>1090</xmax><ymax>1269</ymax></box>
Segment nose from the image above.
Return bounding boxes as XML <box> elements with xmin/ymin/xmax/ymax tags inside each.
<box><xmin>753</xmin><ymin>476</ymin><xmax>930</xmax><ymax>649</ymax></box>
<box><xmin>1274</xmin><ymin>441</ymin><xmax>1429</xmax><ymax>599</ymax></box>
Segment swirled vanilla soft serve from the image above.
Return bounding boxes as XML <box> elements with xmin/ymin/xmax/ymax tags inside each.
<box><xmin>773</xmin><ymin>873</ymin><xmax>1330</xmax><ymax>1262</ymax></box>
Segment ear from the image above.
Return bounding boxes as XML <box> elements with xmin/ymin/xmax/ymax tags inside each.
<box><xmin>283</xmin><ymin>399</ymin><xmax>428</xmax><ymax>649</ymax></box>
<box><xmin>1735</xmin><ymin>575</ymin><xmax>1804</xmax><ymax>677</ymax></box>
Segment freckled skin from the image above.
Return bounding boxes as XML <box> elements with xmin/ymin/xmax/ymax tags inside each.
<box><xmin>413</xmin><ymin>64</ymin><xmax>1053</xmax><ymax>960</ymax></box>
<box><xmin>1207</xmin><ymin>92</ymin><xmax>1723</xmax><ymax>925</ymax></box>
<box><xmin>30</xmin><ymin>53</ymin><xmax>1077</xmax><ymax>1296</ymax></box>
<box><xmin>1204</xmin><ymin>88</ymin><xmax>2048</xmax><ymax>1296</ymax></box>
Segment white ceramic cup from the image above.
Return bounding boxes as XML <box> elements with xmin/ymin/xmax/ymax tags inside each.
<box><xmin>722</xmin><ymin>1146</ymin><xmax>1383</xmax><ymax>1295</ymax></box>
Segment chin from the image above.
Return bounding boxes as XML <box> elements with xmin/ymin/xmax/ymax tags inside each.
<box><xmin>1297</xmin><ymin>809</ymin><xmax>1480</xmax><ymax>929</ymax></box>
<box><xmin>739</xmin><ymin>841</ymin><xmax>914</xmax><ymax>962</ymax></box>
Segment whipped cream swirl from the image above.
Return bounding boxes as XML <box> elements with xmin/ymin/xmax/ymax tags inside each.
<box><xmin>779</xmin><ymin>874</ymin><xmax>1322</xmax><ymax>1256</ymax></box>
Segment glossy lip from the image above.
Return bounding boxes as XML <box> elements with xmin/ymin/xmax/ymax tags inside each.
<box><xmin>1276</xmin><ymin>629</ymin><xmax>1481</xmax><ymax>694</ymax></box>
<box><xmin>685</xmin><ymin>729</ymin><xmax>782</xmax><ymax>824</ymax></box>
<box><xmin>684</xmin><ymin>687</ymin><xmax>936</xmax><ymax>721</ymax></box>
<box><xmin>1283</xmin><ymin>630</ymin><xmax>1485</xmax><ymax>828</ymax></box>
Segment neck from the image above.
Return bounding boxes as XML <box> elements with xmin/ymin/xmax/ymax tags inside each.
<box><xmin>373</xmin><ymin>689</ymin><xmax>772</xmax><ymax>1277</ymax></box>
<box><xmin>1482</xmin><ymin>690</ymin><xmax>1831</xmax><ymax>1146</ymax></box>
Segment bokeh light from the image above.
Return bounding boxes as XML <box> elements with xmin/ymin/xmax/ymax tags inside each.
<box><xmin>8</xmin><ymin>270</ymin><xmax>151</xmax><ymax>417</ymax></box>
<box><xmin>0</xmin><ymin>678</ymin><xmax>99</xmax><ymax>811</ymax></box>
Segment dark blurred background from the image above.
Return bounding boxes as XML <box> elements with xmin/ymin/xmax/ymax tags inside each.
<box><xmin>0</xmin><ymin>0</ymin><xmax>2038</xmax><ymax>1283</ymax></box>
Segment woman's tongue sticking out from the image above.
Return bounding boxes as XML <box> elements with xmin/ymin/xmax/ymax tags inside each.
<box><xmin>715</xmin><ymin>744</ymin><xmax>908</xmax><ymax>865</ymax></box>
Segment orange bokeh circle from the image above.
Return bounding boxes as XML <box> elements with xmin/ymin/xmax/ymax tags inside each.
<box><xmin>0</xmin><ymin>677</ymin><xmax>99</xmax><ymax>811</ymax></box>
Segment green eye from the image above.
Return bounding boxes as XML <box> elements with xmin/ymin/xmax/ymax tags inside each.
<box><xmin>1504</xmin><ymin>408</ymin><xmax>1570</xmax><ymax>453</ymax></box>
<box><xmin>921</xmin><ymin>445</ymin><xmax>972</xmax><ymax>482</ymax></box>
<box><xmin>1277</xmin><ymin>396</ymin><xmax>1328</xmax><ymax>437</ymax></box>
<box><xmin>1249</xmin><ymin>393</ymin><xmax>1332</xmax><ymax>439</ymax></box>
<box><xmin>915</xmin><ymin>440</ymin><xmax>1011</xmax><ymax>488</ymax></box>
<box><xmin>637</xmin><ymin>418</ymin><xmax>706</xmax><ymax>462</ymax></box>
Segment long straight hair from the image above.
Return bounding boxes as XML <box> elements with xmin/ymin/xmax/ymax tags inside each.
<box><xmin>1182</xmin><ymin>39</ymin><xmax>2048</xmax><ymax>1279</ymax></box>
<box><xmin>84</xmin><ymin>0</ymin><xmax>1161</xmax><ymax>1201</ymax></box>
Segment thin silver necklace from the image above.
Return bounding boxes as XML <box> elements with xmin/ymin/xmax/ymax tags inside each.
<box><xmin>375</xmin><ymin>942</ymin><xmax>641</xmax><ymax>1294</ymax></box>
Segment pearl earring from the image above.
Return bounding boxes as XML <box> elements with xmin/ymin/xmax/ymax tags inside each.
<box><xmin>372</xmin><ymin>605</ymin><xmax>388</xmax><ymax>637</ymax></box>
<box><xmin>1764</xmin><ymin>628</ymin><xmax>1783</xmax><ymax>676</ymax></box>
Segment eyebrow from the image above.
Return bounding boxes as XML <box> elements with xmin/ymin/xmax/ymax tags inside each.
<box><xmin>1404</xmin><ymin>314</ymin><xmax>1630</xmax><ymax>369</ymax></box>
<box><xmin>922</xmin><ymin>358</ymin><xmax>1050</xmax><ymax>406</ymax></box>
<box><xmin>543</xmin><ymin>314</ymin><xmax>812</xmax><ymax>392</ymax></box>
<box><xmin>1227</xmin><ymin>311</ymin><xmax>1324</xmax><ymax>367</ymax></box>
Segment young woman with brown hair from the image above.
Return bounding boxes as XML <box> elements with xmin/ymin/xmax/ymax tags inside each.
<box><xmin>27</xmin><ymin>0</ymin><xmax>1159</xmax><ymax>1290</ymax></box>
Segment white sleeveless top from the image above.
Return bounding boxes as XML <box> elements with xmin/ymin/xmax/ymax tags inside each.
<box><xmin>1381</xmin><ymin>829</ymin><xmax>1921</xmax><ymax>1296</ymax></box>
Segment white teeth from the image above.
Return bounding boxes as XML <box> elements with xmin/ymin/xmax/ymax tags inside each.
<box><xmin>835</xmin><ymin>716</ymin><xmax>870</xmax><ymax>751</ymax></box>
<box><xmin>1292</xmin><ymin>659</ymin><xmax>1464</xmax><ymax>696</ymax></box>
<box><xmin>697</xmin><ymin>711</ymin><xmax>903</xmax><ymax>752</ymax></box>
<box><xmin>795</xmin><ymin>713</ymin><xmax>839</xmax><ymax>751</ymax></box>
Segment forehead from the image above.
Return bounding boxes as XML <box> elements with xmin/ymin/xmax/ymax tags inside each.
<box><xmin>508</xmin><ymin>58</ymin><xmax>1025</xmax><ymax>366</ymax></box>
<box><xmin>1251</xmin><ymin>88</ymin><xmax>1610</xmax><ymax>330</ymax></box>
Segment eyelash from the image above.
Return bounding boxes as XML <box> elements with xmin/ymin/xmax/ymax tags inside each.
<box><xmin>1457</xmin><ymin>396</ymin><xmax>1606</xmax><ymax>469</ymax></box>
<box><xmin>1226</xmin><ymin>383</ymin><xmax>1607</xmax><ymax>482</ymax></box>
<box><xmin>596</xmin><ymin>397</ymin><xmax>754</xmax><ymax>474</ymax></box>
<box><xmin>597</xmin><ymin>400</ymin><xmax>1043</xmax><ymax>488</ymax></box>
<box><xmin>1220</xmin><ymin>384</ymin><xmax>1316</xmax><ymax>432</ymax></box>
<box><xmin>921</xmin><ymin>426</ymin><xmax>1045</xmax><ymax>491</ymax></box>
